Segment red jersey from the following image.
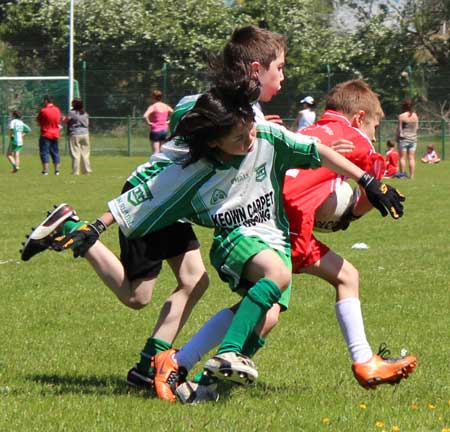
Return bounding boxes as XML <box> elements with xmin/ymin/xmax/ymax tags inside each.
<box><xmin>283</xmin><ymin>110</ymin><xmax>385</xmax><ymax>271</ymax></box>
<box><xmin>384</xmin><ymin>148</ymin><xmax>399</xmax><ymax>177</ymax></box>
<box><xmin>37</xmin><ymin>104</ymin><xmax>61</xmax><ymax>140</ymax></box>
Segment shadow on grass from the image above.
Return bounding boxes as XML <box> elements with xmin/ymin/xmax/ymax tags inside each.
<box><xmin>26</xmin><ymin>373</ymin><xmax>144</xmax><ymax>397</ymax></box>
<box><xmin>24</xmin><ymin>374</ymin><xmax>295</xmax><ymax>403</ymax></box>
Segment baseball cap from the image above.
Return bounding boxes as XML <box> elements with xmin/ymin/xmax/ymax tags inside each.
<box><xmin>300</xmin><ymin>96</ymin><xmax>314</xmax><ymax>105</ymax></box>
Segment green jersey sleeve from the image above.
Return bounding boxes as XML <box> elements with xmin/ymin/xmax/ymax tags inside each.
<box><xmin>256</xmin><ymin>122</ymin><xmax>322</xmax><ymax>169</ymax></box>
<box><xmin>169</xmin><ymin>94</ymin><xmax>200</xmax><ymax>133</ymax></box>
<box><xmin>109</xmin><ymin>159</ymin><xmax>215</xmax><ymax>239</ymax></box>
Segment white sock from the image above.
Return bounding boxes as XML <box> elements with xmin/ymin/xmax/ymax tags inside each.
<box><xmin>335</xmin><ymin>297</ymin><xmax>373</xmax><ymax>363</ymax></box>
<box><xmin>174</xmin><ymin>308</ymin><xmax>234</xmax><ymax>372</ymax></box>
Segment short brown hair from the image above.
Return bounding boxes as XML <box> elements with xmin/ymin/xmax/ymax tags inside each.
<box><xmin>224</xmin><ymin>25</ymin><xmax>286</xmax><ymax>70</ymax></box>
<box><xmin>152</xmin><ymin>90</ymin><xmax>163</xmax><ymax>101</ymax></box>
<box><xmin>209</xmin><ymin>25</ymin><xmax>286</xmax><ymax>83</ymax></box>
<box><xmin>325</xmin><ymin>80</ymin><xmax>384</xmax><ymax>121</ymax></box>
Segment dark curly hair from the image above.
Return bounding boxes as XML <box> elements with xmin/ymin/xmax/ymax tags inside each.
<box><xmin>174</xmin><ymin>79</ymin><xmax>256</xmax><ymax>166</ymax></box>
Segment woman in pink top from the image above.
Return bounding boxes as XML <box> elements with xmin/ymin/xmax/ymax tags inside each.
<box><xmin>143</xmin><ymin>90</ymin><xmax>173</xmax><ymax>154</ymax></box>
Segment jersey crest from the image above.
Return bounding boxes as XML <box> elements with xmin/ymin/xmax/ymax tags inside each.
<box><xmin>255</xmin><ymin>163</ymin><xmax>267</xmax><ymax>182</ymax></box>
<box><xmin>210</xmin><ymin>189</ymin><xmax>227</xmax><ymax>205</ymax></box>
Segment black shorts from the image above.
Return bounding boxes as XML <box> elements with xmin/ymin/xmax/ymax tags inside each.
<box><xmin>119</xmin><ymin>182</ymin><xmax>200</xmax><ymax>281</ymax></box>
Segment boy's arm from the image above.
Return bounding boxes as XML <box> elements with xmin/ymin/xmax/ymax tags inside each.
<box><xmin>317</xmin><ymin>143</ymin><xmax>405</xmax><ymax>219</ymax></box>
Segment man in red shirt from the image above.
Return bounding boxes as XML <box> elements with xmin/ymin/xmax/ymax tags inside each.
<box><xmin>36</xmin><ymin>95</ymin><xmax>62</xmax><ymax>175</ymax></box>
<box><xmin>282</xmin><ymin>80</ymin><xmax>415</xmax><ymax>388</ymax></box>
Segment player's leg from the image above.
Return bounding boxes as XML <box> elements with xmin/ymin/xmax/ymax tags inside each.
<box><xmin>6</xmin><ymin>145</ymin><xmax>17</xmax><ymax>171</ymax></box>
<box><xmin>204</xmin><ymin>247</ymin><xmax>290</xmax><ymax>384</ymax></box>
<box><xmin>84</xmin><ymin>240</ymin><xmax>156</xmax><ymax>309</ymax></box>
<box><xmin>152</xmin><ymin>249</ymin><xmax>208</xmax><ymax>343</ymax></box>
<box><xmin>131</xmin><ymin>224</ymin><xmax>209</xmax><ymax>397</ymax></box>
<box><xmin>14</xmin><ymin>149</ymin><xmax>20</xmax><ymax>170</ymax></box>
<box><xmin>301</xmin><ymin>248</ymin><xmax>416</xmax><ymax>388</ymax></box>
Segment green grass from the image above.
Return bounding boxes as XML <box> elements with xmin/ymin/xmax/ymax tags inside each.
<box><xmin>1</xmin><ymin>156</ymin><xmax>450</xmax><ymax>431</ymax></box>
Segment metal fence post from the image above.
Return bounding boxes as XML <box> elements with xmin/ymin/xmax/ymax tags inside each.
<box><xmin>377</xmin><ymin>121</ymin><xmax>382</xmax><ymax>153</ymax></box>
<box><xmin>326</xmin><ymin>64</ymin><xmax>331</xmax><ymax>92</ymax></box>
<box><xmin>162</xmin><ymin>63</ymin><xmax>168</xmax><ymax>100</ymax></box>
<box><xmin>82</xmin><ymin>60</ymin><xmax>87</xmax><ymax>108</ymax></box>
<box><xmin>1</xmin><ymin>114</ymin><xmax>6</xmax><ymax>154</ymax></box>
<box><xmin>127</xmin><ymin>115</ymin><xmax>132</xmax><ymax>156</ymax></box>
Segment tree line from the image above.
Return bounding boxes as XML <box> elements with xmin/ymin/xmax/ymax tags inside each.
<box><xmin>0</xmin><ymin>0</ymin><xmax>449</xmax><ymax>119</ymax></box>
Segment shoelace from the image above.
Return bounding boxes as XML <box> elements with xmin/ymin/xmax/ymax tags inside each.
<box><xmin>377</xmin><ymin>342</ymin><xmax>391</xmax><ymax>360</ymax></box>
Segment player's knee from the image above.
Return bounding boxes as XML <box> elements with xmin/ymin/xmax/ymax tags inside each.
<box><xmin>267</xmin><ymin>265</ymin><xmax>291</xmax><ymax>291</ymax></box>
<box><xmin>179</xmin><ymin>271</ymin><xmax>210</xmax><ymax>298</ymax></box>
<box><xmin>335</xmin><ymin>261</ymin><xmax>359</xmax><ymax>294</ymax></box>
<box><xmin>124</xmin><ymin>297</ymin><xmax>151</xmax><ymax>310</ymax></box>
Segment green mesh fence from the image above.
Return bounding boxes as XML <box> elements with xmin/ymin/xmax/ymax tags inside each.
<box><xmin>1</xmin><ymin>115</ymin><xmax>448</xmax><ymax>160</ymax></box>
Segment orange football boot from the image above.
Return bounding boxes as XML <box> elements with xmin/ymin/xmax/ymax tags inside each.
<box><xmin>153</xmin><ymin>349</ymin><xmax>186</xmax><ymax>403</ymax></box>
<box><xmin>352</xmin><ymin>344</ymin><xmax>417</xmax><ymax>389</ymax></box>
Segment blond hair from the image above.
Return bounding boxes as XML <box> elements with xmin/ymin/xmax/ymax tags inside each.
<box><xmin>325</xmin><ymin>80</ymin><xmax>384</xmax><ymax>121</ymax></box>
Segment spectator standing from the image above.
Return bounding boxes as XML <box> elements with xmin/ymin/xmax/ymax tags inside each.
<box><xmin>421</xmin><ymin>144</ymin><xmax>441</xmax><ymax>164</ymax></box>
<box><xmin>384</xmin><ymin>139</ymin><xmax>399</xmax><ymax>178</ymax></box>
<box><xmin>397</xmin><ymin>99</ymin><xmax>418</xmax><ymax>178</ymax></box>
<box><xmin>36</xmin><ymin>95</ymin><xmax>62</xmax><ymax>176</ymax></box>
<box><xmin>7</xmin><ymin>110</ymin><xmax>31</xmax><ymax>173</ymax></box>
<box><xmin>143</xmin><ymin>90</ymin><xmax>173</xmax><ymax>154</ymax></box>
<box><xmin>64</xmin><ymin>98</ymin><xmax>92</xmax><ymax>175</ymax></box>
<box><xmin>294</xmin><ymin>96</ymin><xmax>316</xmax><ymax>131</ymax></box>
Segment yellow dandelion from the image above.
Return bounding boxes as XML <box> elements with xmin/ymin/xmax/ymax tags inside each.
<box><xmin>392</xmin><ymin>426</ymin><xmax>400</xmax><ymax>432</ymax></box>
<box><xmin>439</xmin><ymin>417</ymin><xmax>443</xmax><ymax>421</ymax></box>
<box><xmin>428</xmin><ymin>403</ymin><xmax>437</xmax><ymax>410</ymax></box>
<box><xmin>375</xmin><ymin>421</ymin><xmax>385</xmax><ymax>428</ymax></box>
<box><xmin>410</xmin><ymin>403</ymin><xmax>418</xmax><ymax>410</ymax></box>
<box><xmin>359</xmin><ymin>403</ymin><xmax>367</xmax><ymax>409</ymax></box>
<box><xmin>442</xmin><ymin>428</ymin><xmax>450</xmax><ymax>432</ymax></box>
<box><xmin>322</xmin><ymin>417</ymin><xmax>331</xmax><ymax>424</ymax></box>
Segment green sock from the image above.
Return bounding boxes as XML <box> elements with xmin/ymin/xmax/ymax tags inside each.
<box><xmin>62</xmin><ymin>219</ymin><xmax>85</xmax><ymax>234</ymax></box>
<box><xmin>242</xmin><ymin>332</ymin><xmax>266</xmax><ymax>358</ymax></box>
<box><xmin>192</xmin><ymin>370</ymin><xmax>218</xmax><ymax>386</ymax></box>
<box><xmin>217</xmin><ymin>278</ymin><xmax>281</xmax><ymax>354</ymax></box>
<box><xmin>137</xmin><ymin>337</ymin><xmax>172</xmax><ymax>376</ymax></box>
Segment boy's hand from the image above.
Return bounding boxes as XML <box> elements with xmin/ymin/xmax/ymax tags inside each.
<box><xmin>52</xmin><ymin>219</ymin><xmax>107</xmax><ymax>257</ymax></box>
<box><xmin>358</xmin><ymin>173</ymin><xmax>405</xmax><ymax>219</ymax></box>
<box><xmin>331</xmin><ymin>139</ymin><xmax>355</xmax><ymax>154</ymax></box>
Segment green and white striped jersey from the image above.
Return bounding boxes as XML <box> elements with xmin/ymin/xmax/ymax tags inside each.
<box><xmin>109</xmin><ymin>122</ymin><xmax>321</xmax><ymax>255</ymax></box>
<box><xmin>168</xmin><ymin>94</ymin><xmax>200</xmax><ymax>134</ymax></box>
<box><xmin>127</xmin><ymin>95</ymin><xmax>265</xmax><ymax>187</ymax></box>
<box><xmin>9</xmin><ymin>119</ymin><xmax>31</xmax><ymax>146</ymax></box>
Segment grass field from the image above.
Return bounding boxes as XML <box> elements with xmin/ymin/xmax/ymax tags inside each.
<box><xmin>1</xmin><ymin>155</ymin><xmax>450</xmax><ymax>431</ymax></box>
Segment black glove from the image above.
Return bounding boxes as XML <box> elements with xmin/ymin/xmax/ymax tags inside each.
<box><xmin>52</xmin><ymin>219</ymin><xmax>107</xmax><ymax>257</ymax></box>
<box><xmin>358</xmin><ymin>173</ymin><xmax>405</xmax><ymax>219</ymax></box>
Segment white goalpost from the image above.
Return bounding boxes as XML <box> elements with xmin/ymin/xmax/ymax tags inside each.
<box><xmin>0</xmin><ymin>0</ymin><xmax>75</xmax><ymax>112</ymax></box>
